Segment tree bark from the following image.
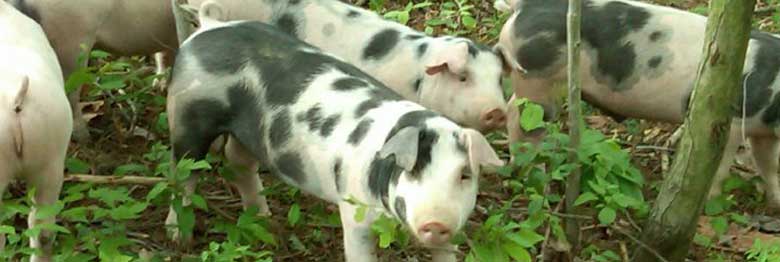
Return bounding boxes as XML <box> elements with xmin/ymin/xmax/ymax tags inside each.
<box><xmin>635</xmin><ymin>1</ymin><xmax>755</xmax><ymax>261</ymax></box>
<box><xmin>565</xmin><ymin>0</ymin><xmax>583</xmax><ymax>253</ymax></box>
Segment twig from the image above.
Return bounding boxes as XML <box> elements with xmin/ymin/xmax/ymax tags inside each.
<box><xmin>64</xmin><ymin>174</ymin><xmax>165</xmax><ymax>185</ymax></box>
<box><xmin>540</xmin><ymin>198</ymin><xmax>565</xmax><ymax>261</ymax></box>
<box><xmin>205</xmin><ymin>198</ymin><xmax>237</xmax><ymax>221</ymax></box>
<box><xmin>755</xmin><ymin>5</ymin><xmax>779</xmax><ymax>15</ymax></box>
<box><xmin>508</xmin><ymin>207</ymin><xmax>593</xmax><ymax>220</ymax></box>
<box><xmin>620</xmin><ymin>241</ymin><xmax>629</xmax><ymax>262</ymax></box>
<box><xmin>634</xmin><ymin>145</ymin><xmax>675</xmax><ymax>152</ymax></box>
<box><xmin>610</xmin><ymin>225</ymin><xmax>670</xmax><ymax>262</ymax></box>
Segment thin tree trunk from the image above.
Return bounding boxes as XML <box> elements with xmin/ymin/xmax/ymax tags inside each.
<box><xmin>635</xmin><ymin>1</ymin><xmax>755</xmax><ymax>261</ymax></box>
<box><xmin>565</xmin><ymin>0</ymin><xmax>583</xmax><ymax>254</ymax></box>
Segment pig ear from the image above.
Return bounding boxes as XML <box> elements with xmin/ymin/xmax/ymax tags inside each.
<box><xmin>198</xmin><ymin>0</ymin><xmax>228</xmax><ymax>28</ymax></box>
<box><xmin>379</xmin><ymin>126</ymin><xmax>420</xmax><ymax>172</ymax></box>
<box><xmin>425</xmin><ymin>42</ymin><xmax>470</xmax><ymax>76</ymax></box>
<box><xmin>494</xmin><ymin>0</ymin><xmax>522</xmax><ymax>12</ymax></box>
<box><xmin>461</xmin><ymin>129</ymin><xmax>504</xmax><ymax>175</ymax></box>
<box><xmin>493</xmin><ymin>44</ymin><xmax>527</xmax><ymax>75</ymax></box>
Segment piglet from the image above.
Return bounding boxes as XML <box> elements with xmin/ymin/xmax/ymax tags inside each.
<box><xmin>165</xmin><ymin>12</ymin><xmax>503</xmax><ymax>261</ymax></box>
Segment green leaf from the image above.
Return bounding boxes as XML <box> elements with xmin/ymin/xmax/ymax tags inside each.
<box><xmin>598</xmin><ymin>207</ymin><xmax>617</xmax><ymax>225</ymax></box>
<box><xmin>704</xmin><ymin>197</ymin><xmax>727</xmax><ymax>216</ymax></box>
<box><xmin>710</xmin><ymin>216</ymin><xmax>729</xmax><ymax>237</ymax></box>
<box><xmin>146</xmin><ymin>182</ymin><xmax>168</xmax><ymax>201</ymax></box>
<box><xmin>35</xmin><ymin>202</ymin><xmax>64</xmax><ymax>219</ymax></box>
<box><xmin>190</xmin><ymin>194</ymin><xmax>208</xmax><ymax>211</ymax></box>
<box><xmin>354</xmin><ymin>205</ymin><xmax>367</xmax><ymax>223</ymax></box>
<box><xmin>288</xmin><ymin>203</ymin><xmax>301</xmax><ymax>227</ymax></box>
<box><xmin>507</xmin><ymin>228</ymin><xmax>545</xmax><ymax>248</ymax></box>
<box><xmin>693</xmin><ymin>233</ymin><xmax>712</xmax><ymax>247</ymax></box>
<box><xmin>0</xmin><ymin>225</ymin><xmax>15</xmax><ymax>234</ymax></box>
<box><xmin>574</xmin><ymin>192</ymin><xmax>599</xmax><ymax>206</ymax></box>
<box><xmin>462</xmin><ymin>16</ymin><xmax>477</xmax><ymax>29</ymax></box>
<box><xmin>113</xmin><ymin>164</ymin><xmax>148</xmax><ymax>176</ymax></box>
<box><xmin>109</xmin><ymin>202</ymin><xmax>148</xmax><ymax>220</ymax></box>
<box><xmin>66</xmin><ymin>157</ymin><xmax>91</xmax><ymax>173</ymax></box>
<box><xmin>502</xmin><ymin>242</ymin><xmax>532</xmax><ymax>262</ymax></box>
<box><xmin>519</xmin><ymin>103</ymin><xmax>545</xmax><ymax>131</ymax></box>
<box><xmin>64</xmin><ymin>70</ymin><xmax>95</xmax><ymax>94</ymax></box>
<box><xmin>60</xmin><ymin>207</ymin><xmax>89</xmax><ymax>223</ymax></box>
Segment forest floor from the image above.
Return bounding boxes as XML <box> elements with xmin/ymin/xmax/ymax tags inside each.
<box><xmin>4</xmin><ymin>0</ymin><xmax>780</xmax><ymax>261</ymax></box>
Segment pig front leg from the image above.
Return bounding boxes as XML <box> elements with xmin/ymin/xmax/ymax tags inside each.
<box><xmin>748</xmin><ymin>136</ymin><xmax>780</xmax><ymax>209</ymax></box>
<box><xmin>708</xmin><ymin>127</ymin><xmax>743</xmax><ymax>199</ymax></box>
<box><xmin>338</xmin><ymin>201</ymin><xmax>378</xmax><ymax>262</ymax></box>
<box><xmin>152</xmin><ymin>51</ymin><xmax>174</xmax><ymax>92</ymax></box>
<box><xmin>224</xmin><ymin>137</ymin><xmax>271</xmax><ymax>216</ymax></box>
<box><xmin>26</xmin><ymin>163</ymin><xmax>65</xmax><ymax>262</ymax></box>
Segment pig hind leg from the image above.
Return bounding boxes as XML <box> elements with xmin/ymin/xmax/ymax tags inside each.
<box><xmin>748</xmin><ymin>136</ymin><xmax>780</xmax><ymax>209</ymax></box>
<box><xmin>224</xmin><ymin>136</ymin><xmax>271</xmax><ymax>216</ymax></box>
<box><xmin>0</xmin><ymin>168</ymin><xmax>10</xmax><ymax>251</ymax></box>
<box><xmin>26</xmin><ymin>163</ymin><xmax>65</xmax><ymax>262</ymax></box>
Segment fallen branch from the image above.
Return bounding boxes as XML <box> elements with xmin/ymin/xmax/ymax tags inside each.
<box><xmin>64</xmin><ymin>174</ymin><xmax>165</xmax><ymax>185</ymax></box>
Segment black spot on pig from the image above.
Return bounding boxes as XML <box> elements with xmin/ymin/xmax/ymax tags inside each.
<box><xmin>761</xmin><ymin>93</ymin><xmax>780</xmax><ymax>126</ymax></box>
<box><xmin>466</xmin><ymin>42</ymin><xmax>492</xmax><ymax>58</ymax></box>
<box><xmin>405</xmin><ymin>34</ymin><xmax>425</xmax><ymax>41</ymax></box>
<box><xmin>649</xmin><ymin>31</ymin><xmax>663</xmax><ymax>42</ymax></box>
<box><xmin>10</xmin><ymin>0</ymin><xmax>41</xmax><ymax>24</ymax></box>
<box><xmin>274</xmin><ymin>152</ymin><xmax>306</xmax><ymax>184</ymax></box>
<box><xmin>454</xmin><ymin>132</ymin><xmax>467</xmax><ymax>153</ymax></box>
<box><xmin>173</xmin><ymin>82</ymin><xmax>266</xmax><ymax>163</ymax></box>
<box><xmin>347</xmin><ymin>10</ymin><xmax>361</xmax><ymax>18</ymax></box>
<box><xmin>333</xmin><ymin>77</ymin><xmax>368</xmax><ymax>91</ymax></box>
<box><xmin>417</xmin><ymin>43</ymin><xmax>429</xmax><ymax>58</ymax></box>
<box><xmin>276</xmin><ymin>13</ymin><xmax>300</xmax><ymax>37</ymax></box>
<box><xmin>334</xmin><ymin>158</ymin><xmax>343</xmax><ymax>193</ymax></box>
<box><xmin>394</xmin><ymin>196</ymin><xmax>407</xmax><ymax>223</ymax></box>
<box><xmin>743</xmin><ymin>32</ymin><xmax>780</xmax><ymax>118</ymax></box>
<box><xmin>298</xmin><ymin>104</ymin><xmax>324</xmax><ymax>131</ymax></box>
<box><xmin>386</xmin><ymin>111</ymin><xmax>440</xmax><ymax>177</ymax></box>
<box><xmin>289</xmin><ymin>0</ymin><xmax>301</xmax><ymax>5</ymax></box>
<box><xmin>323</xmin><ymin>23</ymin><xmax>335</xmax><ymax>37</ymax></box>
<box><xmin>368</xmin><ymin>154</ymin><xmax>403</xmax><ymax>207</ymax></box>
<box><xmin>348</xmin><ymin>119</ymin><xmax>374</xmax><ymax>145</ymax></box>
<box><xmin>320</xmin><ymin>115</ymin><xmax>340</xmax><ymax>137</ymax></box>
<box><xmin>355</xmin><ymin>99</ymin><xmax>382</xmax><ymax>117</ymax></box>
<box><xmin>413</xmin><ymin>78</ymin><xmax>422</xmax><ymax>93</ymax></box>
<box><xmin>269</xmin><ymin>109</ymin><xmax>292</xmax><ymax>149</ymax></box>
<box><xmin>648</xmin><ymin>56</ymin><xmax>663</xmax><ymax>69</ymax></box>
<box><xmin>512</xmin><ymin>0</ymin><xmax>650</xmax><ymax>89</ymax></box>
<box><xmin>517</xmin><ymin>36</ymin><xmax>562</xmax><ymax>72</ymax></box>
<box><xmin>363</xmin><ymin>29</ymin><xmax>400</xmax><ymax>60</ymax></box>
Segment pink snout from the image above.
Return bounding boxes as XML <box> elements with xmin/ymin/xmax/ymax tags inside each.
<box><xmin>480</xmin><ymin>108</ymin><xmax>507</xmax><ymax>131</ymax></box>
<box><xmin>417</xmin><ymin>222</ymin><xmax>452</xmax><ymax>246</ymax></box>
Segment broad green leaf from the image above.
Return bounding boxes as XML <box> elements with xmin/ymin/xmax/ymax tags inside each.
<box><xmin>66</xmin><ymin>157</ymin><xmax>91</xmax><ymax>174</ymax></box>
<box><xmin>710</xmin><ymin>216</ymin><xmax>729</xmax><ymax>236</ymax></box>
<box><xmin>288</xmin><ymin>203</ymin><xmax>302</xmax><ymax>227</ymax></box>
<box><xmin>0</xmin><ymin>225</ymin><xmax>14</xmax><ymax>234</ymax></box>
<box><xmin>574</xmin><ymin>192</ymin><xmax>599</xmax><ymax>206</ymax></box>
<box><xmin>113</xmin><ymin>164</ymin><xmax>148</xmax><ymax>176</ymax></box>
<box><xmin>502</xmin><ymin>242</ymin><xmax>532</xmax><ymax>262</ymax></box>
<box><xmin>60</xmin><ymin>207</ymin><xmax>89</xmax><ymax>223</ymax></box>
<box><xmin>146</xmin><ymin>182</ymin><xmax>168</xmax><ymax>201</ymax></box>
<box><xmin>190</xmin><ymin>194</ymin><xmax>208</xmax><ymax>211</ymax></box>
<box><xmin>507</xmin><ymin>228</ymin><xmax>545</xmax><ymax>248</ymax></box>
<box><xmin>462</xmin><ymin>16</ymin><xmax>477</xmax><ymax>29</ymax></box>
<box><xmin>35</xmin><ymin>202</ymin><xmax>64</xmax><ymax>219</ymax></box>
<box><xmin>519</xmin><ymin>103</ymin><xmax>545</xmax><ymax>131</ymax></box>
<box><xmin>598</xmin><ymin>207</ymin><xmax>617</xmax><ymax>225</ymax></box>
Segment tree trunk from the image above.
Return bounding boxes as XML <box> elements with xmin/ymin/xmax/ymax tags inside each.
<box><xmin>635</xmin><ymin>1</ymin><xmax>755</xmax><ymax>261</ymax></box>
<box><xmin>564</xmin><ymin>0</ymin><xmax>583</xmax><ymax>254</ymax></box>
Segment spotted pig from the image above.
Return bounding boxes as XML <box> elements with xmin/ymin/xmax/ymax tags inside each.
<box><xmin>165</xmin><ymin>13</ymin><xmax>503</xmax><ymax>261</ymax></box>
<box><xmin>494</xmin><ymin>0</ymin><xmax>780</xmax><ymax>208</ymax></box>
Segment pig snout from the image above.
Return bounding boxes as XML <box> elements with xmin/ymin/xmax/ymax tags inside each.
<box><xmin>417</xmin><ymin>222</ymin><xmax>453</xmax><ymax>246</ymax></box>
<box><xmin>480</xmin><ymin>107</ymin><xmax>507</xmax><ymax>131</ymax></box>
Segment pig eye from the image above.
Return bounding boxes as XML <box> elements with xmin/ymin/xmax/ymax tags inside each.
<box><xmin>460</xmin><ymin>171</ymin><xmax>472</xmax><ymax>181</ymax></box>
<box><xmin>459</xmin><ymin>76</ymin><xmax>467</xmax><ymax>82</ymax></box>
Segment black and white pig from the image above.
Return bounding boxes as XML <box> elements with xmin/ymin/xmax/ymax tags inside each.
<box><xmin>0</xmin><ymin>1</ymin><xmax>73</xmax><ymax>261</ymax></box>
<box><xmin>494</xmin><ymin>0</ymin><xmax>780</xmax><ymax>208</ymax></box>
<box><xmin>165</xmin><ymin>13</ymin><xmax>503</xmax><ymax>261</ymax></box>
<box><xmin>190</xmin><ymin>0</ymin><xmax>508</xmax><ymax>133</ymax></box>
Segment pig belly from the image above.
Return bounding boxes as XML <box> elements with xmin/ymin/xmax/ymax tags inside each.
<box><xmin>94</xmin><ymin>0</ymin><xmax>177</xmax><ymax>55</ymax></box>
